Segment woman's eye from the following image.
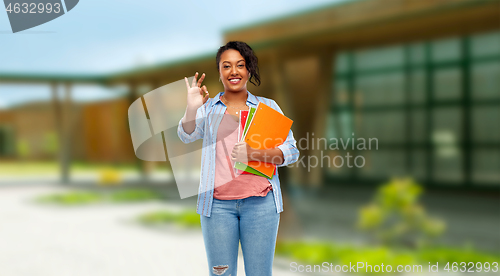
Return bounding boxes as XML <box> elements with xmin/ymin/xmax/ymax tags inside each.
<box><xmin>238</xmin><ymin>64</ymin><xmax>244</xmax><ymax>68</ymax></box>
<box><xmin>224</xmin><ymin>65</ymin><xmax>230</xmax><ymax>69</ymax></box>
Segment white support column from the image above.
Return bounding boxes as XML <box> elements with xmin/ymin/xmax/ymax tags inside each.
<box><xmin>308</xmin><ymin>49</ymin><xmax>335</xmax><ymax>190</ymax></box>
<box><xmin>52</xmin><ymin>82</ymin><xmax>70</xmax><ymax>184</ymax></box>
<box><xmin>61</xmin><ymin>82</ymin><xmax>72</xmax><ymax>184</ymax></box>
<box><xmin>128</xmin><ymin>82</ymin><xmax>148</xmax><ymax>183</ymax></box>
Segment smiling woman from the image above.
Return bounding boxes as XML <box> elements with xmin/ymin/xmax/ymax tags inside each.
<box><xmin>218</xmin><ymin>48</ymin><xmax>251</xmax><ymax>116</ymax></box>
<box><xmin>177</xmin><ymin>41</ymin><xmax>300</xmax><ymax>275</ymax></box>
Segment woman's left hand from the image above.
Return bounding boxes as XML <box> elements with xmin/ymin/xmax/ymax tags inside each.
<box><xmin>230</xmin><ymin>142</ymin><xmax>254</xmax><ymax>163</ymax></box>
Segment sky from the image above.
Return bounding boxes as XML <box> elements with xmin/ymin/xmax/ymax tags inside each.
<box><xmin>0</xmin><ymin>0</ymin><xmax>346</xmax><ymax>108</ymax></box>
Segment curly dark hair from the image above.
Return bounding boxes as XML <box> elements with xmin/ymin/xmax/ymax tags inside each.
<box><xmin>216</xmin><ymin>41</ymin><xmax>261</xmax><ymax>86</ymax></box>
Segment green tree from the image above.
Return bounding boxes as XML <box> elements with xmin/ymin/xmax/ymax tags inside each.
<box><xmin>42</xmin><ymin>131</ymin><xmax>59</xmax><ymax>157</ymax></box>
<box><xmin>16</xmin><ymin>139</ymin><xmax>30</xmax><ymax>159</ymax></box>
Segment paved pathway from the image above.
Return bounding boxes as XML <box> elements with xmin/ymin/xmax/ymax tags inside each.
<box><xmin>1</xmin><ymin>184</ymin><xmax>497</xmax><ymax>276</ymax></box>
<box><xmin>0</xmin><ymin>185</ymin><xmax>298</xmax><ymax>276</ymax></box>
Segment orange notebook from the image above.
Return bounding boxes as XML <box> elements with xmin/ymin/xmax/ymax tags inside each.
<box><xmin>240</xmin><ymin>102</ymin><xmax>293</xmax><ymax>178</ymax></box>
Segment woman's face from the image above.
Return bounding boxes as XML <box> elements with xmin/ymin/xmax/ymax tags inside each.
<box><xmin>219</xmin><ymin>49</ymin><xmax>249</xmax><ymax>93</ymax></box>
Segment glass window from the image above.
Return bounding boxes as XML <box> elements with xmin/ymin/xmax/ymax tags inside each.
<box><xmin>472</xmin><ymin>149</ymin><xmax>500</xmax><ymax>184</ymax></box>
<box><xmin>431</xmin><ymin>107</ymin><xmax>463</xmax><ymax>183</ymax></box>
<box><xmin>471</xmin><ymin>31</ymin><xmax>500</xmax><ymax>58</ymax></box>
<box><xmin>330</xmin><ymin>31</ymin><xmax>499</xmax><ymax>189</ymax></box>
<box><xmin>410</xmin><ymin>69</ymin><xmax>427</xmax><ymax>104</ymax></box>
<box><xmin>333</xmin><ymin>79</ymin><xmax>349</xmax><ymax>106</ymax></box>
<box><xmin>411</xmin><ymin>109</ymin><xmax>426</xmax><ymax>143</ymax></box>
<box><xmin>431</xmin><ymin>37</ymin><xmax>461</xmax><ymax>62</ymax></box>
<box><xmin>409</xmin><ymin>43</ymin><xmax>426</xmax><ymax>66</ymax></box>
<box><xmin>433</xmin><ymin>67</ymin><xmax>462</xmax><ymax>100</ymax></box>
<box><xmin>356</xmin><ymin>72</ymin><xmax>405</xmax><ymax>106</ymax></box>
<box><xmin>471</xmin><ymin>61</ymin><xmax>500</xmax><ymax>100</ymax></box>
<box><xmin>354</xmin><ymin>46</ymin><xmax>405</xmax><ymax>70</ymax></box>
<box><xmin>325</xmin><ymin>150</ymin><xmax>351</xmax><ymax>177</ymax></box>
<box><xmin>432</xmin><ymin>107</ymin><xmax>463</xmax><ymax>142</ymax></box>
<box><xmin>358</xmin><ymin>150</ymin><xmax>407</xmax><ymax>178</ymax></box>
<box><xmin>472</xmin><ymin>106</ymin><xmax>500</xmax><ymax>143</ymax></box>
<box><xmin>356</xmin><ymin>111</ymin><xmax>405</xmax><ymax>144</ymax></box>
<box><xmin>411</xmin><ymin>149</ymin><xmax>426</xmax><ymax>181</ymax></box>
<box><xmin>432</xmin><ymin>149</ymin><xmax>463</xmax><ymax>183</ymax></box>
<box><xmin>335</xmin><ymin>53</ymin><xmax>350</xmax><ymax>74</ymax></box>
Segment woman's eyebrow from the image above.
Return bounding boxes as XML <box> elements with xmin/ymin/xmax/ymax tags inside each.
<box><xmin>222</xmin><ymin>59</ymin><xmax>245</xmax><ymax>63</ymax></box>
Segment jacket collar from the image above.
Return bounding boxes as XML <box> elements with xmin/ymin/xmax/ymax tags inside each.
<box><xmin>210</xmin><ymin>90</ymin><xmax>259</xmax><ymax>108</ymax></box>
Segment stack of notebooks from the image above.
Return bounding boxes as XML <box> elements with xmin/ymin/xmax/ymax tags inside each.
<box><xmin>234</xmin><ymin>102</ymin><xmax>293</xmax><ymax>179</ymax></box>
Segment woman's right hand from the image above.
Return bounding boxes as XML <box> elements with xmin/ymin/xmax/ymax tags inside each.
<box><xmin>185</xmin><ymin>72</ymin><xmax>209</xmax><ymax>110</ymax></box>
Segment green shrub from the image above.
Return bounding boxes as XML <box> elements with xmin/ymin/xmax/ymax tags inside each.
<box><xmin>139</xmin><ymin>210</ymin><xmax>177</xmax><ymax>224</ymax></box>
<box><xmin>138</xmin><ymin>209</ymin><xmax>200</xmax><ymax>228</ymax></box>
<box><xmin>358</xmin><ymin>177</ymin><xmax>446</xmax><ymax>249</ymax></box>
<box><xmin>177</xmin><ymin>211</ymin><xmax>201</xmax><ymax>227</ymax></box>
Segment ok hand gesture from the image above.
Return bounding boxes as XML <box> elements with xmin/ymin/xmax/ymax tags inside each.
<box><xmin>185</xmin><ymin>72</ymin><xmax>209</xmax><ymax>110</ymax></box>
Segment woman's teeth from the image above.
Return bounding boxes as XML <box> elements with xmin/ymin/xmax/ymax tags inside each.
<box><xmin>229</xmin><ymin>79</ymin><xmax>241</xmax><ymax>84</ymax></box>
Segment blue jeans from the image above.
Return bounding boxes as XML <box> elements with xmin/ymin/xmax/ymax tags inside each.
<box><xmin>200</xmin><ymin>191</ymin><xmax>280</xmax><ymax>276</ymax></box>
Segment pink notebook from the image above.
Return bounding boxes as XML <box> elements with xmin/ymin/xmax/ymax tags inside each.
<box><xmin>237</xmin><ymin>110</ymin><xmax>252</xmax><ymax>175</ymax></box>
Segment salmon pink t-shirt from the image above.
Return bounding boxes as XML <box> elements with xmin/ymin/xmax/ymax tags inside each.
<box><xmin>213</xmin><ymin>110</ymin><xmax>272</xmax><ymax>200</ymax></box>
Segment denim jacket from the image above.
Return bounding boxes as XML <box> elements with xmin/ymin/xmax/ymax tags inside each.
<box><xmin>177</xmin><ymin>90</ymin><xmax>299</xmax><ymax>217</ymax></box>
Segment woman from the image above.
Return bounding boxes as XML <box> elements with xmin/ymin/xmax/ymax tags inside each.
<box><xmin>177</xmin><ymin>41</ymin><xmax>299</xmax><ymax>276</ymax></box>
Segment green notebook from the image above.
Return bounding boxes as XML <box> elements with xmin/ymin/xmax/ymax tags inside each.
<box><xmin>235</xmin><ymin>162</ymin><xmax>269</xmax><ymax>178</ymax></box>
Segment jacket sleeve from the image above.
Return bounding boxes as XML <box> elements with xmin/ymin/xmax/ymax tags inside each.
<box><xmin>270</xmin><ymin>99</ymin><xmax>300</xmax><ymax>167</ymax></box>
<box><xmin>177</xmin><ymin>103</ymin><xmax>206</xmax><ymax>144</ymax></box>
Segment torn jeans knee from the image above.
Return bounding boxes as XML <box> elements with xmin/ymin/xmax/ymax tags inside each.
<box><xmin>212</xmin><ymin>264</ymin><xmax>229</xmax><ymax>275</ymax></box>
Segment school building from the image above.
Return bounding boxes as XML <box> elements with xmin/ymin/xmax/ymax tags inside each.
<box><xmin>0</xmin><ymin>0</ymin><xmax>498</xmax><ymax>189</ymax></box>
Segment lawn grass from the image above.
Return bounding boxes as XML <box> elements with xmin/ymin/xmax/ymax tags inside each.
<box><xmin>36</xmin><ymin>191</ymin><xmax>104</xmax><ymax>205</ymax></box>
<box><xmin>35</xmin><ymin>189</ymin><xmax>165</xmax><ymax>205</ymax></box>
<box><xmin>0</xmin><ymin>161</ymin><xmax>171</xmax><ymax>175</ymax></box>
<box><xmin>138</xmin><ymin>209</ymin><xmax>200</xmax><ymax>228</ymax></box>
<box><xmin>276</xmin><ymin>240</ymin><xmax>500</xmax><ymax>274</ymax></box>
